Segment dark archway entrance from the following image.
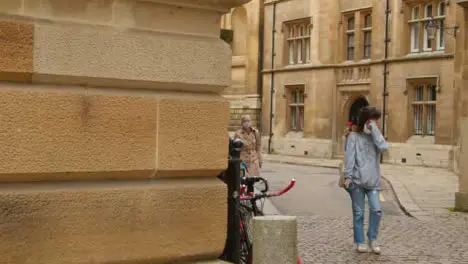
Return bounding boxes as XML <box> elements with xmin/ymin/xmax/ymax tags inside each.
<box><xmin>348</xmin><ymin>97</ymin><xmax>369</xmax><ymax>124</ymax></box>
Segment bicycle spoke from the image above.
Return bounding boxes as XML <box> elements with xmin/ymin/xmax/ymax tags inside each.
<box><xmin>239</xmin><ymin>204</ymin><xmax>254</xmax><ymax>264</ymax></box>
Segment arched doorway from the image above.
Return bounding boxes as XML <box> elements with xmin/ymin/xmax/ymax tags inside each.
<box><xmin>231</xmin><ymin>7</ymin><xmax>247</xmax><ymax>56</ymax></box>
<box><xmin>348</xmin><ymin>96</ymin><xmax>369</xmax><ymax>125</ymax></box>
<box><xmin>335</xmin><ymin>95</ymin><xmax>370</xmax><ymax>157</ymax></box>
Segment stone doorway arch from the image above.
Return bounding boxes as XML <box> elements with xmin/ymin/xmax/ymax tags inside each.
<box><xmin>335</xmin><ymin>95</ymin><xmax>370</xmax><ymax>157</ymax></box>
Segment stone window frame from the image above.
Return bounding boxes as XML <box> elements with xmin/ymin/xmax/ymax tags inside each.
<box><xmin>407</xmin><ymin>78</ymin><xmax>438</xmax><ymax>136</ymax></box>
<box><xmin>341</xmin><ymin>7</ymin><xmax>372</xmax><ymax>62</ymax></box>
<box><xmin>407</xmin><ymin>0</ymin><xmax>446</xmax><ymax>53</ymax></box>
<box><xmin>285</xmin><ymin>85</ymin><xmax>305</xmax><ymax>132</ymax></box>
<box><xmin>436</xmin><ymin>0</ymin><xmax>446</xmax><ymax>50</ymax></box>
<box><xmin>362</xmin><ymin>13</ymin><xmax>372</xmax><ymax>59</ymax></box>
<box><xmin>346</xmin><ymin>16</ymin><xmax>356</xmax><ymax>61</ymax></box>
<box><xmin>284</xmin><ymin>17</ymin><xmax>312</xmax><ymax>65</ymax></box>
<box><xmin>423</xmin><ymin>3</ymin><xmax>433</xmax><ymax>51</ymax></box>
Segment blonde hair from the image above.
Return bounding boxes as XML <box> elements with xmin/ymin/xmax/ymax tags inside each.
<box><xmin>241</xmin><ymin>115</ymin><xmax>251</xmax><ymax>123</ymax></box>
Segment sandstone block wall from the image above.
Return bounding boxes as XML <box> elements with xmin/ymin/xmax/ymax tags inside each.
<box><xmin>0</xmin><ymin>0</ymin><xmax>249</xmax><ymax>263</ymax></box>
<box><xmin>455</xmin><ymin>1</ymin><xmax>468</xmax><ymax>211</ymax></box>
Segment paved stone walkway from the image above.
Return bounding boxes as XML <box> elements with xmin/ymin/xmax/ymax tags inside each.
<box><xmin>263</xmin><ymin>154</ymin><xmax>459</xmax><ymax>219</ymax></box>
<box><xmin>381</xmin><ymin>164</ymin><xmax>458</xmax><ymax>219</ymax></box>
<box><xmin>298</xmin><ymin>214</ymin><xmax>468</xmax><ymax>264</ymax></box>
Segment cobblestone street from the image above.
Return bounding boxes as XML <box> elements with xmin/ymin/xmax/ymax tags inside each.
<box><xmin>297</xmin><ymin>215</ymin><xmax>468</xmax><ymax>264</ymax></box>
<box><xmin>261</xmin><ymin>162</ymin><xmax>468</xmax><ymax>264</ymax></box>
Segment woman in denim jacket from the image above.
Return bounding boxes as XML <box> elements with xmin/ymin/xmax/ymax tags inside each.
<box><xmin>344</xmin><ymin>107</ymin><xmax>388</xmax><ymax>254</ymax></box>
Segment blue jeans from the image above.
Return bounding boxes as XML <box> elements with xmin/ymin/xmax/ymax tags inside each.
<box><xmin>350</xmin><ymin>186</ymin><xmax>382</xmax><ymax>244</ymax></box>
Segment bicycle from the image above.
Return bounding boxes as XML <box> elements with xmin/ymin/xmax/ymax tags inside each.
<box><xmin>240</xmin><ymin>161</ymin><xmax>266</xmax><ymax>192</ymax></box>
<box><xmin>238</xmin><ymin>176</ymin><xmax>303</xmax><ymax>264</ymax></box>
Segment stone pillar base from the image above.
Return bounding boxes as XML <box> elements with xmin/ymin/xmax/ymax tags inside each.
<box><xmin>252</xmin><ymin>215</ymin><xmax>298</xmax><ymax>264</ymax></box>
<box><xmin>455</xmin><ymin>192</ymin><xmax>468</xmax><ymax>212</ymax></box>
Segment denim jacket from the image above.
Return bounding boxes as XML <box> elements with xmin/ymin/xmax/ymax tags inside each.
<box><xmin>344</xmin><ymin>123</ymin><xmax>388</xmax><ymax>189</ymax></box>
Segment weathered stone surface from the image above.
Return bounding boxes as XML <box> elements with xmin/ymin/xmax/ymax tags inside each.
<box><xmin>0</xmin><ymin>20</ymin><xmax>33</xmax><ymax>81</ymax></box>
<box><xmin>253</xmin><ymin>215</ymin><xmax>298</xmax><ymax>264</ymax></box>
<box><xmin>0</xmin><ymin>178</ymin><xmax>226</xmax><ymax>264</ymax></box>
<box><xmin>0</xmin><ymin>0</ymin><xmax>23</xmax><ymax>13</ymax></box>
<box><xmin>0</xmin><ymin>86</ymin><xmax>233</xmax><ymax>182</ymax></box>
<box><xmin>32</xmin><ymin>22</ymin><xmax>231</xmax><ymax>92</ymax></box>
<box><xmin>459</xmin><ymin>118</ymin><xmax>468</xmax><ymax>191</ymax></box>
<box><xmin>24</xmin><ymin>0</ymin><xmax>114</xmax><ymax>23</ymax></box>
<box><xmin>456</xmin><ymin>118</ymin><xmax>468</xmax><ymax>210</ymax></box>
<box><xmin>455</xmin><ymin>192</ymin><xmax>468</xmax><ymax>212</ymax></box>
<box><xmin>0</xmin><ymin>0</ymin><xmax>249</xmax><ymax>263</ymax></box>
<box><xmin>157</xmin><ymin>97</ymin><xmax>230</xmax><ymax>178</ymax></box>
<box><xmin>0</xmin><ymin>85</ymin><xmax>157</xmax><ymax>182</ymax></box>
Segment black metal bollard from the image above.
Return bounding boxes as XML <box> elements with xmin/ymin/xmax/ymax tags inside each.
<box><xmin>220</xmin><ymin>137</ymin><xmax>243</xmax><ymax>264</ymax></box>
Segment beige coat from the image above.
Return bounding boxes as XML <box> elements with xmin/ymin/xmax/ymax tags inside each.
<box><xmin>234</xmin><ymin>127</ymin><xmax>262</xmax><ymax>176</ymax></box>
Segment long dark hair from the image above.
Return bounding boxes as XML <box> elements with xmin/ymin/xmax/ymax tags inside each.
<box><xmin>356</xmin><ymin>106</ymin><xmax>382</xmax><ymax>132</ymax></box>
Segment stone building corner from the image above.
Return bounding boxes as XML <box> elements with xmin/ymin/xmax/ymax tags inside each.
<box><xmin>0</xmin><ymin>0</ymin><xmax>250</xmax><ymax>263</ymax></box>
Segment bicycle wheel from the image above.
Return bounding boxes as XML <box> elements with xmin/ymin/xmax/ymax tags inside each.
<box><xmin>239</xmin><ymin>204</ymin><xmax>253</xmax><ymax>264</ymax></box>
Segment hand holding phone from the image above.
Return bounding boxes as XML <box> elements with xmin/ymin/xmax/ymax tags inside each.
<box><xmin>344</xmin><ymin>179</ymin><xmax>353</xmax><ymax>192</ymax></box>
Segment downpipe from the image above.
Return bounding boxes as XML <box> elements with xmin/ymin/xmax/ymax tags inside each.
<box><xmin>267</xmin><ymin>2</ymin><xmax>277</xmax><ymax>154</ymax></box>
<box><xmin>381</xmin><ymin>0</ymin><xmax>390</xmax><ymax>163</ymax></box>
<box><xmin>257</xmin><ymin>1</ymin><xmax>265</xmax><ymax>134</ymax></box>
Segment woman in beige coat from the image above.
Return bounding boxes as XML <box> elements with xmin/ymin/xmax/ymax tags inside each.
<box><xmin>234</xmin><ymin>115</ymin><xmax>262</xmax><ymax>176</ymax></box>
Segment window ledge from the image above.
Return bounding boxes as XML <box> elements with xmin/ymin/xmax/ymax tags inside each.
<box><xmin>284</xmin><ymin>63</ymin><xmax>312</xmax><ymax>70</ymax></box>
<box><xmin>341</xmin><ymin>60</ymin><xmax>355</xmax><ymax>65</ymax></box>
<box><xmin>338</xmin><ymin>60</ymin><xmax>371</xmax><ymax>66</ymax></box>
<box><xmin>406</xmin><ymin>50</ymin><xmax>445</xmax><ymax>58</ymax></box>
<box><xmin>285</xmin><ymin>131</ymin><xmax>304</xmax><ymax>138</ymax></box>
<box><xmin>232</xmin><ymin>56</ymin><xmax>247</xmax><ymax>67</ymax></box>
<box><xmin>406</xmin><ymin>135</ymin><xmax>435</xmax><ymax>145</ymax></box>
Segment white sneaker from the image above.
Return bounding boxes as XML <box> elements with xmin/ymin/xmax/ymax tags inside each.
<box><xmin>369</xmin><ymin>241</ymin><xmax>381</xmax><ymax>254</ymax></box>
<box><xmin>356</xmin><ymin>244</ymin><xmax>368</xmax><ymax>253</ymax></box>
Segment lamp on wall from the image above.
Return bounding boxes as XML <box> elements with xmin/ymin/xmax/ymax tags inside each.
<box><xmin>425</xmin><ymin>16</ymin><xmax>459</xmax><ymax>39</ymax></box>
